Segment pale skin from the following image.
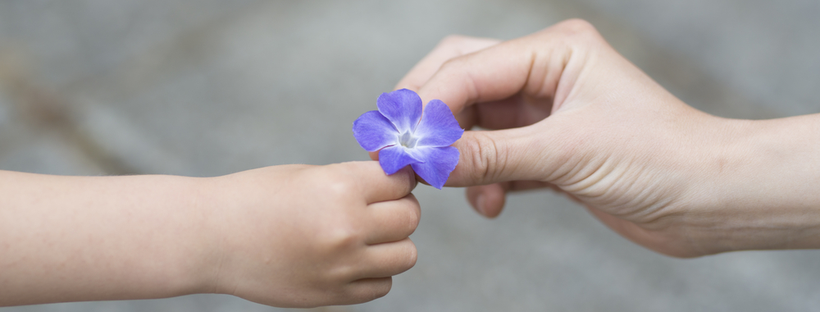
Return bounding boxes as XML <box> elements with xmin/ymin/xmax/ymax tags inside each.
<box><xmin>389</xmin><ymin>19</ymin><xmax>820</xmax><ymax>257</ymax></box>
<box><xmin>3</xmin><ymin>18</ymin><xmax>820</xmax><ymax>308</ymax></box>
<box><xmin>0</xmin><ymin>162</ymin><xmax>420</xmax><ymax>307</ymax></box>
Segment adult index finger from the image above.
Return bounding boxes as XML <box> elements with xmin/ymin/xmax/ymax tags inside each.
<box><xmin>395</xmin><ymin>35</ymin><xmax>500</xmax><ymax>92</ymax></box>
<box><xmin>415</xmin><ymin>19</ymin><xmax>595</xmax><ymax>116</ymax></box>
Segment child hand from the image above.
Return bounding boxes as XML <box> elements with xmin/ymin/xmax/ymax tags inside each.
<box><xmin>203</xmin><ymin>161</ymin><xmax>419</xmax><ymax>307</ymax></box>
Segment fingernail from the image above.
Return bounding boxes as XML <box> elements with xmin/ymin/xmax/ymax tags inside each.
<box><xmin>475</xmin><ymin>194</ymin><xmax>487</xmax><ymax>215</ymax></box>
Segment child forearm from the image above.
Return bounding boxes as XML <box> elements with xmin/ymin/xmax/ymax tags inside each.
<box><xmin>0</xmin><ymin>172</ymin><xmax>216</xmax><ymax>306</ymax></box>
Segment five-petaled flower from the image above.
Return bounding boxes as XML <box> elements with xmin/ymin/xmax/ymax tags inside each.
<box><xmin>352</xmin><ymin>89</ymin><xmax>464</xmax><ymax>189</ymax></box>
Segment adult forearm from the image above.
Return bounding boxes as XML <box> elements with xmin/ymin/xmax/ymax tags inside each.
<box><xmin>687</xmin><ymin>113</ymin><xmax>820</xmax><ymax>253</ymax></box>
<box><xmin>0</xmin><ymin>172</ymin><xmax>215</xmax><ymax>306</ymax></box>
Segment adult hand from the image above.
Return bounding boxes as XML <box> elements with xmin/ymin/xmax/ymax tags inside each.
<box><xmin>396</xmin><ymin>19</ymin><xmax>820</xmax><ymax>257</ymax></box>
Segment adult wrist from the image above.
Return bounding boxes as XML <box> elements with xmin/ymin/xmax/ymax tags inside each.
<box><xmin>686</xmin><ymin>116</ymin><xmax>820</xmax><ymax>253</ymax></box>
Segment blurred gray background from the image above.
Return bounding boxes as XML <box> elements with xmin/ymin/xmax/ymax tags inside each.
<box><xmin>1</xmin><ymin>1</ymin><xmax>819</xmax><ymax>311</ymax></box>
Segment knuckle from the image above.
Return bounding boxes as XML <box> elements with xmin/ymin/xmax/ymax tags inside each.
<box><xmin>326</xmin><ymin>263</ymin><xmax>357</xmax><ymax>282</ymax></box>
<box><xmin>437</xmin><ymin>56</ymin><xmax>479</xmax><ymax>102</ymax></box>
<box><xmin>439</xmin><ymin>34</ymin><xmax>499</xmax><ymax>52</ymax></box>
<box><xmin>565</xmin><ymin>20</ymin><xmax>602</xmax><ymax>43</ymax></box>
<box><xmin>403</xmin><ymin>241</ymin><xmax>419</xmax><ymax>269</ymax></box>
<box><xmin>462</xmin><ymin>132</ymin><xmax>506</xmax><ymax>183</ymax></box>
<box><xmin>439</xmin><ymin>55</ymin><xmax>467</xmax><ymax>72</ymax></box>
<box><xmin>328</xmin><ymin>181</ymin><xmax>355</xmax><ymax>199</ymax></box>
<box><xmin>310</xmin><ymin>165</ymin><xmax>367</xmax><ymax>251</ymax></box>
<box><xmin>393</xmin><ymin>168</ymin><xmax>416</xmax><ymax>195</ymax></box>
<box><xmin>369</xmin><ymin>279</ymin><xmax>393</xmax><ymax>300</ymax></box>
<box><xmin>385</xmin><ymin>239</ymin><xmax>418</xmax><ymax>274</ymax></box>
<box><xmin>404</xmin><ymin>195</ymin><xmax>422</xmax><ymax>234</ymax></box>
<box><xmin>320</xmin><ymin>166</ymin><xmax>358</xmax><ymax>200</ymax></box>
<box><xmin>540</xmin><ymin>19</ymin><xmax>603</xmax><ymax>45</ymax></box>
<box><xmin>557</xmin><ymin>18</ymin><xmax>597</xmax><ymax>34</ymax></box>
<box><xmin>439</xmin><ymin>34</ymin><xmax>470</xmax><ymax>47</ymax></box>
<box><xmin>406</xmin><ymin>212</ymin><xmax>421</xmax><ymax>235</ymax></box>
<box><xmin>321</xmin><ymin>223</ymin><xmax>362</xmax><ymax>252</ymax></box>
<box><xmin>346</xmin><ymin>278</ymin><xmax>392</xmax><ymax>303</ymax></box>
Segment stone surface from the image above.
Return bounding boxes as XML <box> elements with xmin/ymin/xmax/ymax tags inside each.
<box><xmin>1</xmin><ymin>1</ymin><xmax>818</xmax><ymax>311</ymax></box>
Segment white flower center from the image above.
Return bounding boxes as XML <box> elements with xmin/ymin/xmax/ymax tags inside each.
<box><xmin>398</xmin><ymin>131</ymin><xmax>418</xmax><ymax>149</ymax></box>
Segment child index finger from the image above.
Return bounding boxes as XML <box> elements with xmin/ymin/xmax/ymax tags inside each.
<box><xmin>351</xmin><ymin>161</ymin><xmax>417</xmax><ymax>203</ymax></box>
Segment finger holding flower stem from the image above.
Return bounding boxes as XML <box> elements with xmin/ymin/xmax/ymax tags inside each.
<box><xmin>354</xmin><ymin>89</ymin><xmax>463</xmax><ymax>189</ymax></box>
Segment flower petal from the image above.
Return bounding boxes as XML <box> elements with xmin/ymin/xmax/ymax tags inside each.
<box><xmin>352</xmin><ymin>110</ymin><xmax>398</xmax><ymax>152</ymax></box>
<box><xmin>414</xmin><ymin>99</ymin><xmax>464</xmax><ymax>147</ymax></box>
<box><xmin>377</xmin><ymin>89</ymin><xmax>422</xmax><ymax>133</ymax></box>
<box><xmin>379</xmin><ymin>145</ymin><xmax>424</xmax><ymax>175</ymax></box>
<box><xmin>408</xmin><ymin>146</ymin><xmax>459</xmax><ymax>189</ymax></box>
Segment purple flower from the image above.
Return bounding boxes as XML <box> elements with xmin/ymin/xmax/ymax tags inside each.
<box><xmin>352</xmin><ymin>89</ymin><xmax>464</xmax><ymax>189</ymax></box>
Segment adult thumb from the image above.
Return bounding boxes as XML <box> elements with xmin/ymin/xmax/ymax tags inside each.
<box><xmin>445</xmin><ymin>122</ymin><xmax>562</xmax><ymax>187</ymax></box>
